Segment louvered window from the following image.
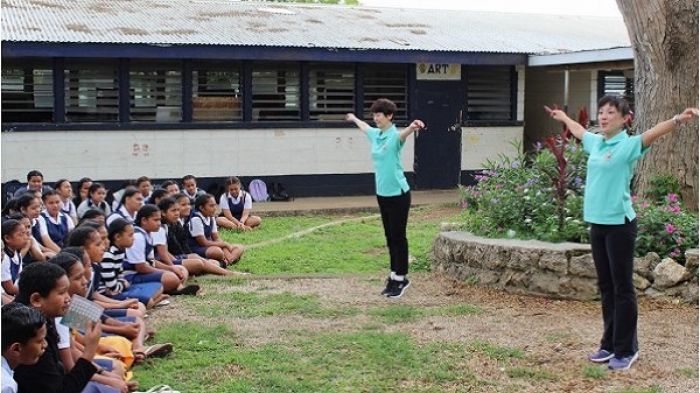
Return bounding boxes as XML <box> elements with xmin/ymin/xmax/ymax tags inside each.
<box><xmin>598</xmin><ymin>71</ymin><xmax>635</xmax><ymax>110</ymax></box>
<box><xmin>192</xmin><ymin>63</ymin><xmax>242</xmax><ymax>122</ymax></box>
<box><xmin>130</xmin><ymin>62</ymin><xmax>182</xmax><ymax>122</ymax></box>
<box><xmin>1</xmin><ymin>61</ymin><xmax>54</xmax><ymax>123</ymax></box>
<box><xmin>252</xmin><ymin>63</ymin><xmax>300</xmax><ymax>121</ymax></box>
<box><xmin>465</xmin><ymin>66</ymin><xmax>513</xmax><ymax>121</ymax></box>
<box><xmin>309</xmin><ymin>64</ymin><xmax>355</xmax><ymax>121</ymax></box>
<box><xmin>64</xmin><ymin>61</ymin><xmax>118</xmax><ymax>122</ymax></box>
<box><xmin>363</xmin><ymin>65</ymin><xmax>407</xmax><ymax>120</ymax></box>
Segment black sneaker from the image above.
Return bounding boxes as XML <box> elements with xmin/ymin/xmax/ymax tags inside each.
<box><xmin>172</xmin><ymin>284</ymin><xmax>200</xmax><ymax>296</ymax></box>
<box><xmin>380</xmin><ymin>277</ymin><xmax>394</xmax><ymax>296</ymax></box>
<box><xmin>386</xmin><ymin>278</ymin><xmax>410</xmax><ymax>299</ymax></box>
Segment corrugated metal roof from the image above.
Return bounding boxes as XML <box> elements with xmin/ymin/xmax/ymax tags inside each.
<box><xmin>2</xmin><ymin>0</ymin><xmax>630</xmax><ymax>55</ymax></box>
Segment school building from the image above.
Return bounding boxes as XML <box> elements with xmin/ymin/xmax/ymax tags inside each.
<box><xmin>1</xmin><ymin>0</ymin><xmax>634</xmax><ymax>197</ymax></box>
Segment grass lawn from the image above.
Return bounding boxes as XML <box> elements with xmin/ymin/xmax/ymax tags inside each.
<box><xmin>131</xmin><ymin>205</ymin><xmax>697</xmax><ymax>393</ymax></box>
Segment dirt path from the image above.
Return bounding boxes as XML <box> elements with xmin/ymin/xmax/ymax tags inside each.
<box><xmin>154</xmin><ymin>272</ymin><xmax>698</xmax><ymax>392</ymax></box>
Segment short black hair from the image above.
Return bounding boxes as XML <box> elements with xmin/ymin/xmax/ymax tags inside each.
<box><xmin>1</xmin><ymin>303</ymin><xmax>46</xmax><ymax>352</ymax></box>
<box><xmin>58</xmin><ymin>247</ymin><xmax>85</xmax><ymax>262</ymax></box>
<box><xmin>182</xmin><ymin>175</ymin><xmax>196</xmax><ymax>183</ymax></box>
<box><xmin>65</xmin><ymin>225</ymin><xmax>99</xmax><ymax>248</ymax></box>
<box><xmin>369</xmin><ymin>98</ymin><xmax>397</xmax><ymax>117</ymax></box>
<box><xmin>26</xmin><ymin>170</ymin><xmax>43</xmax><ymax>181</ymax></box>
<box><xmin>48</xmin><ymin>253</ymin><xmax>82</xmax><ymax>277</ymax></box>
<box><xmin>194</xmin><ymin>193</ymin><xmax>214</xmax><ymax>212</ymax></box>
<box><xmin>79</xmin><ymin>209</ymin><xmax>106</xmax><ymax>225</ymax></box>
<box><xmin>2</xmin><ymin>219</ymin><xmax>24</xmax><ymax>243</ymax></box>
<box><xmin>107</xmin><ymin>218</ymin><xmax>132</xmax><ymax>243</ymax></box>
<box><xmin>41</xmin><ymin>189</ymin><xmax>60</xmax><ymax>201</ymax></box>
<box><xmin>146</xmin><ymin>189</ymin><xmax>168</xmax><ymax>205</ymax></box>
<box><xmin>161</xmin><ymin>180</ymin><xmax>177</xmax><ymax>189</ymax></box>
<box><xmin>15</xmin><ymin>263</ymin><xmax>67</xmax><ymax>305</ymax></box>
<box><xmin>597</xmin><ymin>94</ymin><xmax>632</xmax><ymax>116</ymax></box>
<box><xmin>136</xmin><ymin>176</ymin><xmax>151</xmax><ymax>186</ymax></box>
<box><xmin>136</xmin><ymin>204</ymin><xmax>160</xmax><ymax>227</ymax></box>
<box><xmin>157</xmin><ymin>196</ymin><xmax>178</xmax><ymax>213</ymax></box>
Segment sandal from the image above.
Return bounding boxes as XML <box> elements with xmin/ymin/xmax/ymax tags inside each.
<box><xmin>134</xmin><ymin>385</ymin><xmax>181</xmax><ymax>393</ymax></box>
<box><xmin>143</xmin><ymin>343</ymin><xmax>173</xmax><ymax>358</ymax></box>
<box><xmin>154</xmin><ymin>299</ymin><xmax>170</xmax><ymax>308</ymax></box>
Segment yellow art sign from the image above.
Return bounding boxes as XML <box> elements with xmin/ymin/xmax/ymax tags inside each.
<box><xmin>416</xmin><ymin>63</ymin><xmax>461</xmax><ymax>80</ymax></box>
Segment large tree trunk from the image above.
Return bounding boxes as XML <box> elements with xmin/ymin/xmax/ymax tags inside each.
<box><xmin>616</xmin><ymin>0</ymin><xmax>699</xmax><ymax>210</ymax></box>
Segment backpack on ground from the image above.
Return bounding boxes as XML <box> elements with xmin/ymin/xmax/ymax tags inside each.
<box><xmin>269</xmin><ymin>182</ymin><xmax>291</xmax><ymax>202</ymax></box>
<box><xmin>248</xmin><ymin>179</ymin><xmax>269</xmax><ymax>202</ymax></box>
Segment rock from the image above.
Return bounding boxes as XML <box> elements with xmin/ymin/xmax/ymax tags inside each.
<box><xmin>634</xmin><ymin>252</ymin><xmax>659</xmax><ymax>281</ymax></box>
<box><xmin>440</xmin><ymin>222</ymin><xmax>462</xmax><ymax>231</ymax></box>
<box><xmin>653</xmin><ymin>258</ymin><xmax>691</xmax><ymax>289</ymax></box>
<box><xmin>529</xmin><ymin>273</ymin><xmax>563</xmax><ymax>295</ymax></box>
<box><xmin>632</xmin><ymin>273</ymin><xmax>651</xmax><ymax>291</ymax></box>
<box><xmin>565</xmin><ymin>277</ymin><xmax>599</xmax><ymax>300</ymax></box>
<box><xmin>685</xmin><ymin>249</ymin><xmax>699</xmax><ymax>275</ymax></box>
<box><xmin>538</xmin><ymin>252</ymin><xmax>568</xmax><ymax>274</ymax></box>
<box><xmin>569</xmin><ymin>254</ymin><xmax>597</xmax><ymax>278</ymax></box>
<box><xmin>506</xmin><ymin>249</ymin><xmax>537</xmax><ymax>271</ymax></box>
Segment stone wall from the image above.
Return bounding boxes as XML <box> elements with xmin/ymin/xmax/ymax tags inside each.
<box><xmin>431</xmin><ymin>231</ymin><xmax>699</xmax><ymax>304</ymax></box>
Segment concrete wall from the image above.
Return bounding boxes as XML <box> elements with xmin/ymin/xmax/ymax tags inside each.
<box><xmin>1</xmin><ymin>128</ymin><xmax>414</xmax><ymax>182</ymax></box>
<box><xmin>461</xmin><ymin>126</ymin><xmax>523</xmax><ymax>170</ymax></box>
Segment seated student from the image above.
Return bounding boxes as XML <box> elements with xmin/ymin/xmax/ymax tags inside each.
<box><xmin>77</xmin><ymin>183</ymin><xmax>112</xmax><ymax>219</ymax></box>
<box><xmin>38</xmin><ymin>190</ymin><xmax>76</xmax><ymax>250</ymax></box>
<box><xmin>2</xmin><ymin>303</ymin><xmax>47</xmax><ymax>393</ymax></box>
<box><xmin>18</xmin><ymin>192</ymin><xmax>57</xmax><ymax>259</ymax></box>
<box><xmin>78</xmin><ymin>209</ymin><xmax>106</xmax><ymax>227</ymax></box>
<box><xmin>106</xmin><ymin>187</ymin><xmax>142</xmax><ymax>226</ymax></box>
<box><xmin>217</xmin><ymin>176</ymin><xmax>261</xmax><ymax>231</ymax></box>
<box><xmin>54</xmin><ymin>179</ymin><xmax>79</xmax><ymax>225</ymax></box>
<box><xmin>73</xmin><ymin>178</ymin><xmax>93</xmax><ymax>212</ymax></box>
<box><xmin>136</xmin><ymin>177</ymin><xmax>152</xmax><ymax>201</ymax></box>
<box><xmin>145</xmin><ymin>188</ymin><xmax>167</xmax><ymax>206</ymax></box>
<box><xmin>160</xmin><ymin>180</ymin><xmax>180</xmax><ymax>197</ymax></box>
<box><xmin>124</xmin><ymin>205</ymin><xmax>199</xmax><ymax>296</ymax></box>
<box><xmin>181</xmin><ymin>175</ymin><xmax>205</xmax><ymax>204</ymax></box>
<box><xmin>7</xmin><ymin>213</ymin><xmax>46</xmax><ymax>265</ymax></box>
<box><xmin>188</xmin><ymin>194</ymin><xmax>245</xmax><ymax>267</ymax></box>
<box><xmin>157</xmin><ymin>197</ymin><xmax>234</xmax><ymax>277</ymax></box>
<box><xmin>48</xmin><ymin>253</ymin><xmax>134</xmax><ymax>393</ymax></box>
<box><xmin>110</xmin><ymin>180</ymin><xmax>137</xmax><ymax>212</ymax></box>
<box><xmin>1</xmin><ymin>219</ymin><xmax>29</xmax><ymax>297</ymax></box>
<box><xmin>100</xmin><ymin>219</ymin><xmax>166</xmax><ymax>309</ymax></box>
<box><xmin>13</xmin><ymin>262</ymin><xmax>104</xmax><ymax>393</ymax></box>
<box><xmin>12</xmin><ymin>170</ymin><xmax>54</xmax><ymax>198</ymax></box>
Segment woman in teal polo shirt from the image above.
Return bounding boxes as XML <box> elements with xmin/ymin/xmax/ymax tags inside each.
<box><xmin>346</xmin><ymin>99</ymin><xmax>425</xmax><ymax>299</ymax></box>
<box><xmin>547</xmin><ymin>95</ymin><xmax>697</xmax><ymax>371</ymax></box>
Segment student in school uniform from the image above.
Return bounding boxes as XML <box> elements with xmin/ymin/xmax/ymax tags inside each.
<box><xmin>12</xmin><ymin>262</ymin><xmax>104</xmax><ymax>393</ymax></box>
<box><xmin>124</xmin><ymin>205</ymin><xmax>200</xmax><ymax>296</ymax></box>
<box><xmin>1</xmin><ymin>303</ymin><xmax>48</xmax><ymax>393</ymax></box>
<box><xmin>73</xmin><ymin>177</ymin><xmax>93</xmax><ymax>211</ymax></box>
<box><xmin>37</xmin><ymin>190</ymin><xmax>76</xmax><ymax>250</ymax></box>
<box><xmin>160</xmin><ymin>180</ymin><xmax>180</xmax><ymax>197</ymax></box>
<box><xmin>136</xmin><ymin>176</ymin><xmax>153</xmax><ymax>201</ymax></box>
<box><xmin>157</xmin><ymin>197</ymin><xmax>235</xmax><ymax>276</ymax></box>
<box><xmin>8</xmin><ymin>213</ymin><xmax>46</xmax><ymax>266</ymax></box>
<box><xmin>54</xmin><ymin>179</ymin><xmax>78</xmax><ymax>225</ymax></box>
<box><xmin>110</xmin><ymin>180</ymin><xmax>137</xmax><ymax>212</ymax></box>
<box><xmin>106</xmin><ymin>187</ymin><xmax>143</xmax><ymax>226</ymax></box>
<box><xmin>18</xmin><ymin>193</ymin><xmax>57</xmax><ymax>259</ymax></box>
<box><xmin>216</xmin><ymin>176</ymin><xmax>262</xmax><ymax>231</ymax></box>
<box><xmin>77</xmin><ymin>182</ymin><xmax>112</xmax><ymax>219</ymax></box>
<box><xmin>181</xmin><ymin>175</ymin><xmax>205</xmax><ymax>204</ymax></box>
<box><xmin>1</xmin><ymin>219</ymin><xmax>29</xmax><ymax>297</ymax></box>
<box><xmin>12</xmin><ymin>170</ymin><xmax>53</xmax><ymax>198</ymax></box>
<box><xmin>145</xmin><ymin>188</ymin><xmax>168</xmax><ymax>206</ymax></box>
<box><xmin>100</xmin><ymin>219</ymin><xmax>166</xmax><ymax>309</ymax></box>
<box><xmin>188</xmin><ymin>194</ymin><xmax>244</xmax><ymax>267</ymax></box>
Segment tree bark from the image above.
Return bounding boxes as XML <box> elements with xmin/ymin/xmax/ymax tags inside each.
<box><xmin>616</xmin><ymin>0</ymin><xmax>699</xmax><ymax>210</ymax></box>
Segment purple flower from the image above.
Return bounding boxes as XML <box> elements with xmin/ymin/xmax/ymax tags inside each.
<box><xmin>670</xmin><ymin>248</ymin><xmax>681</xmax><ymax>258</ymax></box>
<box><xmin>510</xmin><ymin>161</ymin><xmax>520</xmax><ymax>169</ymax></box>
<box><xmin>534</xmin><ymin>142</ymin><xmax>543</xmax><ymax>151</ymax></box>
<box><xmin>665</xmin><ymin>223</ymin><xmax>675</xmax><ymax>234</ymax></box>
<box><xmin>574</xmin><ymin>177</ymin><xmax>583</xmax><ymax>187</ymax></box>
<box><xmin>667</xmin><ymin>193</ymin><xmax>679</xmax><ymax>203</ymax></box>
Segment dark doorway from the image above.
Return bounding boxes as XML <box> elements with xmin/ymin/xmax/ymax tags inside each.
<box><xmin>412</xmin><ymin>81</ymin><xmax>463</xmax><ymax>189</ymax></box>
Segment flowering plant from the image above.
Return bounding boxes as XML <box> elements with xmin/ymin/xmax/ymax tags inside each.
<box><xmin>634</xmin><ymin>192</ymin><xmax>698</xmax><ymax>264</ymax></box>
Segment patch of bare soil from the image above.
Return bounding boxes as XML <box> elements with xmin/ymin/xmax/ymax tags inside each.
<box><xmin>150</xmin><ymin>273</ymin><xmax>698</xmax><ymax>392</ymax></box>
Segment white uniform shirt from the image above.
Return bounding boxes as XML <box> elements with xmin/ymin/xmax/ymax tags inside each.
<box><xmin>2</xmin><ymin>356</ymin><xmax>17</xmax><ymax>393</ymax></box>
<box><xmin>218</xmin><ymin>192</ymin><xmax>253</xmax><ymax>211</ymax></box>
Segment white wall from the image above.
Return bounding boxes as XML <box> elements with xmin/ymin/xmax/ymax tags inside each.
<box><xmin>1</xmin><ymin>128</ymin><xmax>415</xmax><ymax>182</ymax></box>
<box><xmin>461</xmin><ymin>126</ymin><xmax>523</xmax><ymax>170</ymax></box>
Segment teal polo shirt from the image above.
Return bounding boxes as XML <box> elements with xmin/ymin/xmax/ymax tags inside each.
<box><xmin>582</xmin><ymin>130</ymin><xmax>649</xmax><ymax>224</ymax></box>
<box><xmin>366</xmin><ymin>125</ymin><xmax>410</xmax><ymax>197</ymax></box>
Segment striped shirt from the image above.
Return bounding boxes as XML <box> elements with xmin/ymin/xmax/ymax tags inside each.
<box><xmin>99</xmin><ymin>245</ymin><xmax>128</xmax><ymax>295</ymax></box>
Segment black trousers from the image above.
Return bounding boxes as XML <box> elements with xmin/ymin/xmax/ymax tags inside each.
<box><xmin>589</xmin><ymin>218</ymin><xmax>638</xmax><ymax>357</ymax></box>
<box><xmin>377</xmin><ymin>191</ymin><xmax>411</xmax><ymax>276</ymax></box>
